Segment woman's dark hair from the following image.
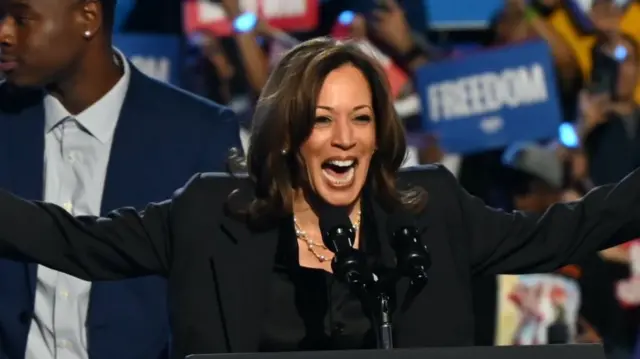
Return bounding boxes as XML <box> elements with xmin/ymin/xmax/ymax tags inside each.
<box><xmin>235</xmin><ymin>37</ymin><xmax>426</xmax><ymax>227</ymax></box>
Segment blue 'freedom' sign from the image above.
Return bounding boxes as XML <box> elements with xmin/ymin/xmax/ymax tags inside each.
<box><xmin>416</xmin><ymin>40</ymin><xmax>562</xmax><ymax>154</ymax></box>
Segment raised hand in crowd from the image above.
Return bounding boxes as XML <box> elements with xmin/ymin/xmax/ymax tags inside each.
<box><xmin>349</xmin><ymin>13</ymin><xmax>368</xmax><ymax>40</ymax></box>
<box><xmin>370</xmin><ymin>0</ymin><xmax>428</xmax><ymax>71</ymax></box>
<box><xmin>500</xmin><ymin>0</ymin><xmax>536</xmax><ymax>43</ymax></box>
<box><xmin>199</xmin><ymin>31</ymin><xmax>236</xmax><ymax>82</ymax></box>
<box><xmin>578</xmin><ymin>90</ymin><xmax>611</xmax><ymax>138</ymax></box>
<box><xmin>370</xmin><ymin>0</ymin><xmax>412</xmax><ymax>54</ymax></box>
<box><xmin>219</xmin><ymin>0</ymin><xmax>241</xmax><ymax>18</ymax></box>
<box><xmin>507</xmin><ymin>0</ymin><xmax>577</xmax><ymax>84</ymax></box>
<box><xmin>220</xmin><ymin>0</ymin><xmax>269</xmax><ymax>94</ymax></box>
<box><xmin>186</xmin><ymin>29</ymin><xmax>236</xmax><ymax>104</ymax></box>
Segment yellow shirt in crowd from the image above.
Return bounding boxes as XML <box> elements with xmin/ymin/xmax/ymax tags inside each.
<box><xmin>546</xmin><ymin>1</ymin><xmax>640</xmax><ymax>103</ymax></box>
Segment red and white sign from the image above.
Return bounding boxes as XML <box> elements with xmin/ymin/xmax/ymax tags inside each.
<box><xmin>616</xmin><ymin>239</ymin><xmax>640</xmax><ymax>308</ymax></box>
<box><xmin>183</xmin><ymin>0</ymin><xmax>319</xmax><ymax>37</ymax></box>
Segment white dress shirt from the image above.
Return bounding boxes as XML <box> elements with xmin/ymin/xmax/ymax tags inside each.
<box><xmin>25</xmin><ymin>50</ymin><xmax>131</xmax><ymax>359</ymax></box>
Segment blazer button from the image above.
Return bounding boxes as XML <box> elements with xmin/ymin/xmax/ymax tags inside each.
<box><xmin>19</xmin><ymin>311</ymin><xmax>31</xmax><ymax>324</ymax></box>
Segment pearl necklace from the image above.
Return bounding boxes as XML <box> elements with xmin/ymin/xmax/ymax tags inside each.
<box><xmin>293</xmin><ymin>211</ymin><xmax>362</xmax><ymax>262</ymax></box>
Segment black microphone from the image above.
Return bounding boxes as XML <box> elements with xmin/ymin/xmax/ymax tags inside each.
<box><xmin>387</xmin><ymin>210</ymin><xmax>431</xmax><ymax>285</ymax></box>
<box><xmin>319</xmin><ymin>205</ymin><xmax>374</xmax><ymax>291</ymax></box>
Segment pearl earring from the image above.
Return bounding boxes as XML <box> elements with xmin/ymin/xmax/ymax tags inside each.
<box><xmin>83</xmin><ymin>31</ymin><xmax>91</xmax><ymax>38</ymax></box>
<box><xmin>281</xmin><ymin>148</ymin><xmax>288</xmax><ymax>155</ymax></box>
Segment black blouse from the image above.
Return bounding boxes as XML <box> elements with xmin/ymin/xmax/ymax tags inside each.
<box><xmin>259</xmin><ymin>208</ymin><xmax>390</xmax><ymax>352</ymax></box>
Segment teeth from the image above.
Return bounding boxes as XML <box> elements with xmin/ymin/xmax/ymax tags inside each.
<box><xmin>328</xmin><ymin>159</ymin><xmax>355</xmax><ymax>167</ymax></box>
<box><xmin>323</xmin><ymin>167</ymin><xmax>355</xmax><ymax>185</ymax></box>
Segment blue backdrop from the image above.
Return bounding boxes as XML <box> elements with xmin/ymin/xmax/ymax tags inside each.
<box><xmin>423</xmin><ymin>0</ymin><xmax>502</xmax><ymax>29</ymax></box>
<box><xmin>416</xmin><ymin>41</ymin><xmax>562</xmax><ymax>154</ymax></box>
<box><xmin>113</xmin><ymin>34</ymin><xmax>181</xmax><ymax>86</ymax></box>
<box><xmin>113</xmin><ymin>0</ymin><xmax>137</xmax><ymax>33</ymax></box>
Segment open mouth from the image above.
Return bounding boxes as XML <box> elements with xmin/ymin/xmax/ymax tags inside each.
<box><xmin>321</xmin><ymin>158</ymin><xmax>358</xmax><ymax>187</ymax></box>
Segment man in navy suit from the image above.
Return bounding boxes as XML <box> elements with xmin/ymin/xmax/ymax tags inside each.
<box><xmin>0</xmin><ymin>0</ymin><xmax>242</xmax><ymax>358</ymax></box>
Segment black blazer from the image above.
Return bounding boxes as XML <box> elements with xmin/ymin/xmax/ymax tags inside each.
<box><xmin>0</xmin><ymin>164</ymin><xmax>639</xmax><ymax>359</ymax></box>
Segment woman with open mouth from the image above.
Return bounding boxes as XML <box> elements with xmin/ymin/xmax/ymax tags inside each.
<box><xmin>0</xmin><ymin>37</ymin><xmax>640</xmax><ymax>359</ymax></box>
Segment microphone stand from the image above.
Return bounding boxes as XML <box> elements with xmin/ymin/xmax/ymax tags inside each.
<box><xmin>330</xmin><ymin>249</ymin><xmax>395</xmax><ymax>350</ymax></box>
<box><xmin>368</xmin><ymin>271</ymin><xmax>400</xmax><ymax>350</ymax></box>
<box><xmin>372</xmin><ymin>266</ymin><xmax>429</xmax><ymax>350</ymax></box>
<box><xmin>375</xmin><ymin>223</ymin><xmax>431</xmax><ymax>350</ymax></box>
<box><xmin>378</xmin><ymin>292</ymin><xmax>393</xmax><ymax>349</ymax></box>
<box><xmin>331</xmin><ymin>247</ymin><xmax>429</xmax><ymax>350</ymax></box>
<box><xmin>319</xmin><ymin>207</ymin><xmax>428</xmax><ymax>351</ymax></box>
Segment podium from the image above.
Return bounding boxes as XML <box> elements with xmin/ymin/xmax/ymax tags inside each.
<box><xmin>187</xmin><ymin>344</ymin><xmax>606</xmax><ymax>359</ymax></box>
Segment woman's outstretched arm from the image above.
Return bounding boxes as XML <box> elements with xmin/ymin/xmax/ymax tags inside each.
<box><xmin>0</xmin><ymin>174</ymin><xmax>201</xmax><ymax>280</ymax></box>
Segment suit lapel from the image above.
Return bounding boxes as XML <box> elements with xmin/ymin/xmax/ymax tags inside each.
<box><xmin>368</xmin><ymin>196</ymin><xmax>411</xmax><ymax>317</ymax></box>
<box><xmin>4</xmin><ymin>90</ymin><xmax>45</xmax><ymax>298</ymax></box>
<box><xmin>367</xmin><ymin>194</ymin><xmax>396</xmax><ymax>270</ymax></box>
<box><xmin>100</xmin><ymin>66</ymin><xmax>153</xmax><ymax>213</ymax></box>
<box><xmin>90</xmin><ymin>67</ymin><xmax>159</xmax><ymax>328</ymax></box>
<box><xmin>214</xmin><ymin>215</ymin><xmax>279</xmax><ymax>352</ymax></box>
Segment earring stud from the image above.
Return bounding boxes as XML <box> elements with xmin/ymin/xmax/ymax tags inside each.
<box><xmin>83</xmin><ymin>31</ymin><xmax>91</xmax><ymax>38</ymax></box>
<box><xmin>281</xmin><ymin>148</ymin><xmax>288</xmax><ymax>155</ymax></box>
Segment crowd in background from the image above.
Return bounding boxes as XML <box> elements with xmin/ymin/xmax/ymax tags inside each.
<box><xmin>172</xmin><ymin>0</ymin><xmax>640</xmax><ymax>357</ymax></box>
<box><xmin>47</xmin><ymin>0</ymin><xmax>640</xmax><ymax>357</ymax></box>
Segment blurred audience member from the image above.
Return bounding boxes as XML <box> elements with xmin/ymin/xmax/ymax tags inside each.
<box><xmin>368</xmin><ymin>0</ymin><xmax>463</xmax><ymax>173</ymax></box>
<box><xmin>370</xmin><ymin>0</ymin><xmax>429</xmax><ymax>72</ymax></box>
<box><xmin>590</xmin><ymin>0</ymin><xmax>625</xmax><ymax>45</ymax></box>
<box><xmin>186</xmin><ymin>31</ymin><xmax>238</xmax><ymax>106</ymax></box>
<box><xmin>502</xmin><ymin>142</ymin><xmax>565</xmax><ymax>213</ymax></box>
<box><xmin>579</xmin><ymin>34</ymin><xmax>640</xmax><ymax>185</ymax></box>
<box><xmin>493</xmin><ymin>0</ymin><xmax>576</xmax><ymax>80</ymax></box>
